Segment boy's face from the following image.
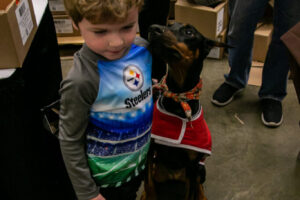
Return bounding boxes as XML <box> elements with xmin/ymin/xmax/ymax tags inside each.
<box><xmin>76</xmin><ymin>7</ymin><xmax>139</xmax><ymax>60</ymax></box>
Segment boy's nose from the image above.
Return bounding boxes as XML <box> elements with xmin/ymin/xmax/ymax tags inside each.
<box><xmin>108</xmin><ymin>35</ymin><xmax>124</xmax><ymax>47</ymax></box>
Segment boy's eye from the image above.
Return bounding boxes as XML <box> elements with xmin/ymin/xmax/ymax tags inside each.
<box><xmin>123</xmin><ymin>25</ymin><xmax>134</xmax><ymax>30</ymax></box>
<box><xmin>94</xmin><ymin>30</ymin><xmax>107</xmax><ymax>34</ymax></box>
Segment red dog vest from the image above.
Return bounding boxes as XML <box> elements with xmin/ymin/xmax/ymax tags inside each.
<box><xmin>151</xmin><ymin>100</ymin><xmax>212</xmax><ymax>156</ymax></box>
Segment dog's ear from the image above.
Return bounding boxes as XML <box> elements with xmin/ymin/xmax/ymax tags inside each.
<box><xmin>206</xmin><ymin>40</ymin><xmax>233</xmax><ymax>48</ymax></box>
<box><xmin>202</xmin><ymin>39</ymin><xmax>233</xmax><ymax>57</ymax></box>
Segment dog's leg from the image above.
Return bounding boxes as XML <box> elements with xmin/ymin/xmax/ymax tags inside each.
<box><xmin>142</xmin><ymin>145</ymin><xmax>157</xmax><ymax>200</ymax></box>
<box><xmin>198</xmin><ymin>183</ymin><xmax>208</xmax><ymax>200</ymax></box>
<box><xmin>186</xmin><ymin>151</ymin><xmax>208</xmax><ymax>200</ymax></box>
<box><xmin>195</xmin><ymin>165</ymin><xmax>208</xmax><ymax>200</ymax></box>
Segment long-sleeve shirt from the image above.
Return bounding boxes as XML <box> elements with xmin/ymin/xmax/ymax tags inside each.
<box><xmin>59</xmin><ymin>37</ymin><xmax>152</xmax><ymax>200</ymax></box>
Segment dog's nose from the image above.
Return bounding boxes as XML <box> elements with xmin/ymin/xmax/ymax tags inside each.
<box><xmin>148</xmin><ymin>25</ymin><xmax>166</xmax><ymax>41</ymax></box>
<box><xmin>148</xmin><ymin>24</ymin><xmax>165</xmax><ymax>35</ymax></box>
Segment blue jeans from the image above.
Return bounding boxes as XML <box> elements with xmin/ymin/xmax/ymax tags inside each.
<box><xmin>225</xmin><ymin>0</ymin><xmax>300</xmax><ymax>101</ymax></box>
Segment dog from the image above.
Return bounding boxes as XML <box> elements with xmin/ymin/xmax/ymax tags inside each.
<box><xmin>142</xmin><ymin>22</ymin><xmax>229</xmax><ymax>200</ymax></box>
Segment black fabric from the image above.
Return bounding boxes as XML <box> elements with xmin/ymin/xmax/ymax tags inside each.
<box><xmin>288</xmin><ymin>53</ymin><xmax>300</xmax><ymax>103</ymax></box>
<box><xmin>0</xmin><ymin>6</ymin><xmax>75</xmax><ymax>200</ymax></box>
<box><xmin>138</xmin><ymin>0</ymin><xmax>170</xmax><ymax>40</ymax></box>
<box><xmin>187</xmin><ymin>0</ymin><xmax>224</xmax><ymax>8</ymax></box>
<box><xmin>100</xmin><ymin>172</ymin><xmax>144</xmax><ymax>200</ymax></box>
<box><xmin>138</xmin><ymin>0</ymin><xmax>170</xmax><ymax>81</ymax></box>
<box><xmin>155</xmin><ymin>180</ymin><xmax>187</xmax><ymax>200</ymax></box>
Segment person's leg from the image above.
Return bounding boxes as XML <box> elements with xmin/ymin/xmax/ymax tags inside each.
<box><xmin>212</xmin><ymin>0</ymin><xmax>269</xmax><ymax>106</ymax></box>
<box><xmin>259</xmin><ymin>0</ymin><xmax>300</xmax><ymax>100</ymax></box>
<box><xmin>259</xmin><ymin>0</ymin><xmax>300</xmax><ymax>127</ymax></box>
<box><xmin>226</xmin><ymin>0</ymin><xmax>269</xmax><ymax>88</ymax></box>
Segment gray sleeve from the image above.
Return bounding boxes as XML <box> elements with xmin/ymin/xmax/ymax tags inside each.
<box><xmin>134</xmin><ymin>36</ymin><xmax>149</xmax><ymax>47</ymax></box>
<box><xmin>58</xmin><ymin>54</ymin><xmax>99</xmax><ymax>200</ymax></box>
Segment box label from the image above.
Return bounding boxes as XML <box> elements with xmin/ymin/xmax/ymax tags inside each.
<box><xmin>49</xmin><ymin>0</ymin><xmax>66</xmax><ymax>12</ymax></box>
<box><xmin>15</xmin><ymin>0</ymin><xmax>34</xmax><ymax>45</ymax></box>
<box><xmin>208</xmin><ymin>37</ymin><xmax>221</xmax><ymax>59</ymax></box>
<box><xmin>54</xmin><ymin>19</ymin><xmax>74</xmax><ymax>33</ymax></box>
<box><xmin>208</xmin><ymin>47</ymin><xmax>220</xmax><ymax>59</ymax></box>
<box><xmin>216</xmin><ymin>7</ymin><xmax>224</xmax><ymax>36</ymax></box>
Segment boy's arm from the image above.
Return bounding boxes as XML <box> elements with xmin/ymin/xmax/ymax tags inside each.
<box><xmin>58</xmin><ymin>58</ymin><xmax>100</xmax><ymax>200</ymax></box>
<box><xmin>91</xmin><ymin>194</ymin><xmax>106</xmax><ymax>200</ymax></box>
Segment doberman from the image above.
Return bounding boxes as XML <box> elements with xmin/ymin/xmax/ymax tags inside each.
<box><xmin>142</xmin><ymin>22</ymin><xmax>229</xmax><ymax>200</ymax></box>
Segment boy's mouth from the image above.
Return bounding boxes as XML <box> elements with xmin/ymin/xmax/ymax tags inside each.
<box><xmin>108</xmin><ymin>48</ymin><xmax>124</xmax><ymax>54</ymax></box>
<box><xmin>104</xmin><ymin>48</ymin><xmax>127</xmax><ymax>60</ymax></box>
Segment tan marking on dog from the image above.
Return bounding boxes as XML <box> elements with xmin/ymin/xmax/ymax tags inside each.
<box><xmin>168</xmin><ymin>43</ymin><xmax>200</xmax><ymax>88</ymax></box>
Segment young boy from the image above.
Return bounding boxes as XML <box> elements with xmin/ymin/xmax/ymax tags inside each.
<box><xmin>59</xmin><ymin>1</ymin><xmax>153</xmax><ymax>200</ymax></box>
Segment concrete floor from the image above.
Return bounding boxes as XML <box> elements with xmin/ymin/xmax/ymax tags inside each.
<box><xmin>61</xmin><ymin>56</ymin><xmax>300</xmax><ymax>200</ymax></box>
<box><xmin>201</xmin><ymin>58</ymin><xmax>300</xmax><ymax>200</ymax></box>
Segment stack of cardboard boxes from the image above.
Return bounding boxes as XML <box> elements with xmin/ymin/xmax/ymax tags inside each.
<box><xmin>49</xmin><ymin>0</ymin><xmax>81</xmax><ymax>37</ymax></box>
<box><xmin>174</xmin><ymin>0</ymin><xmax>228</xmax><ymax>59</ymax></box>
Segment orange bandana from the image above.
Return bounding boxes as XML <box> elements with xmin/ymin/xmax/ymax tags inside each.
<box><xmin>153</xmin><ymin>74</ymin><xmax>202</xmax><ymax>121</ymax></box>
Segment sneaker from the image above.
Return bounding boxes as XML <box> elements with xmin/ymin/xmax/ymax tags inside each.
<box><xmin>211</xmin><ymin>82</ymin><xmax>243</xmax><ymax>106</ymax></box>
<box><xmin>261</xmin><ymin>99</ymin><xmax>283</xmax><ymax>127</ymax></box>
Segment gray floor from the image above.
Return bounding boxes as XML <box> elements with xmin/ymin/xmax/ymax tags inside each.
<box><xmin>201</xmin><ymin>58</ymin><xmax>300</xmax><ymax>200</ymax></box>
<box><xmin>61</xmin><ymin>56</ymin><xmax>300</xmax><ymax>200</ymax></box>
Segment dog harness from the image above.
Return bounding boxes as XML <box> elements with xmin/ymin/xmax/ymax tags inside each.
<box><xmin>153</xmin><ymin>74</ymin><xmax>202</xmax><ymax>121</ymax></box>
<box><xmin>151</xmin><ymin>99</ymin><xmax>212</xmax><ymax>156</ymax></box>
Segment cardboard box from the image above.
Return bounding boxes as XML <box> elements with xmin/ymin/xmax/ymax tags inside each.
<box><xmin>175</xmin><ymin>0</ymin><xmax>226</xmax><ymax>39</ymax></box>
<box><xmin>252</xmin><ymin>23</ymin><xmax>273</xmax><ymax>62</ymax></box>
<box><xmin>207</xmin><ymin>28</ymin><xmax>226</xmax><ymax>59</ymax></box>
<box><xmin>0</xmin><ymin>0</ymin><xmax>38</xmax><ymax>69</ymax></box>
<box><xmin>248</xmin><ymin>61</ymin><xmax>264</xmax><ymax>86</ymax></box>
<box><xmin>49</xmin><ymin>0</ymin><xmax>66</xmax><ymax>15</ymax></box>
<box><xmin>53</xmin><ymin>15</ymin><xmax>81</xmax><ymax>37</ymax></box>
<box><xmin>223</xmin><ymin>0</ymin><xmax>229</xmax><ymax>31</ymax></box>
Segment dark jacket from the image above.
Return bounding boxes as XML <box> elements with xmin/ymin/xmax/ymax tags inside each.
<box><xmin>281</xmin><ymin>21</ymin><xmax>300</xmax><ymax>103</ymax></box>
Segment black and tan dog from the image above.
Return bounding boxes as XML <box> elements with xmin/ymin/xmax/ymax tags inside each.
<box><xmin>142</xmin><ymin>22</ymin><xmax>229</xmax><ymax>200</ymax></box>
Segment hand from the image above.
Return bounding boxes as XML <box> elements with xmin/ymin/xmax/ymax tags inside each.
<box><xmin>152</xmin><ymin>78</ymin><xmax>158</xmax><ymax>84</ymax></box>
<box><xmin>91</xmin><ymin>194</ymin><xmax>106</xmax><ymax>200</ymax></box>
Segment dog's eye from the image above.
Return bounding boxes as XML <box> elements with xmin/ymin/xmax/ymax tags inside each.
<box><xmin>184</xmin><ymin>29</ymin><xmax>194</xmax><ymax>37</ymax></box>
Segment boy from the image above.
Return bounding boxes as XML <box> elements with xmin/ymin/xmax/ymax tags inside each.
<box><xmin>59</xmin><ymin>1</ymin><xmax>153</xmax><ymax>200</ymax></box>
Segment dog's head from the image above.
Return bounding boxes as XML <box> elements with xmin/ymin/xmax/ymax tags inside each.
<box><xmin>148</xmin><ymin>22</ymin><xmax>229</xmax><ymax>89</ymax></box>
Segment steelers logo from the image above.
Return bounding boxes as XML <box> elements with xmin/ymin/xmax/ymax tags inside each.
<box><xmin>123</xmin><ymin>65</ymin><xmax>144</xmax><ymax>91</ymax></box>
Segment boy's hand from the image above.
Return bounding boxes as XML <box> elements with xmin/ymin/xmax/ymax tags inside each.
<box><xmin>152</xmin><ymin>78</ymin><xmax>158</xmax><ymax>85</ymax></box>
<box><xmin>91</xmin><ymin>194</ymin><xmax>106</xmax><ymax>200</ymax></box>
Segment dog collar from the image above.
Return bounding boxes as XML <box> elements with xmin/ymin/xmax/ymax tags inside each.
<box><xmin>153</xmin><ymin>74</ymin><xmax>202</xmax><ymax>121</ymax></box>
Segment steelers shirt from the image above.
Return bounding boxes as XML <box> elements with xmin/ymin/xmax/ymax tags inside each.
<box><xmin>86</xmin><ymin>44</ymin><xmax>153</xmax><ymax>187</ymax></box>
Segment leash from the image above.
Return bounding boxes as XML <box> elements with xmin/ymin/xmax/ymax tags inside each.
<box><xmin>153</xmin><ymin>74</ymin><xmax>202</xmax><ymax>121</ymax></box>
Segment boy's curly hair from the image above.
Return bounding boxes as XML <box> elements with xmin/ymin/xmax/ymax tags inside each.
<box><xmin>64</xmin><ymin>0</ymin><xmax>144</xmax><ymax>26</ymax></box>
